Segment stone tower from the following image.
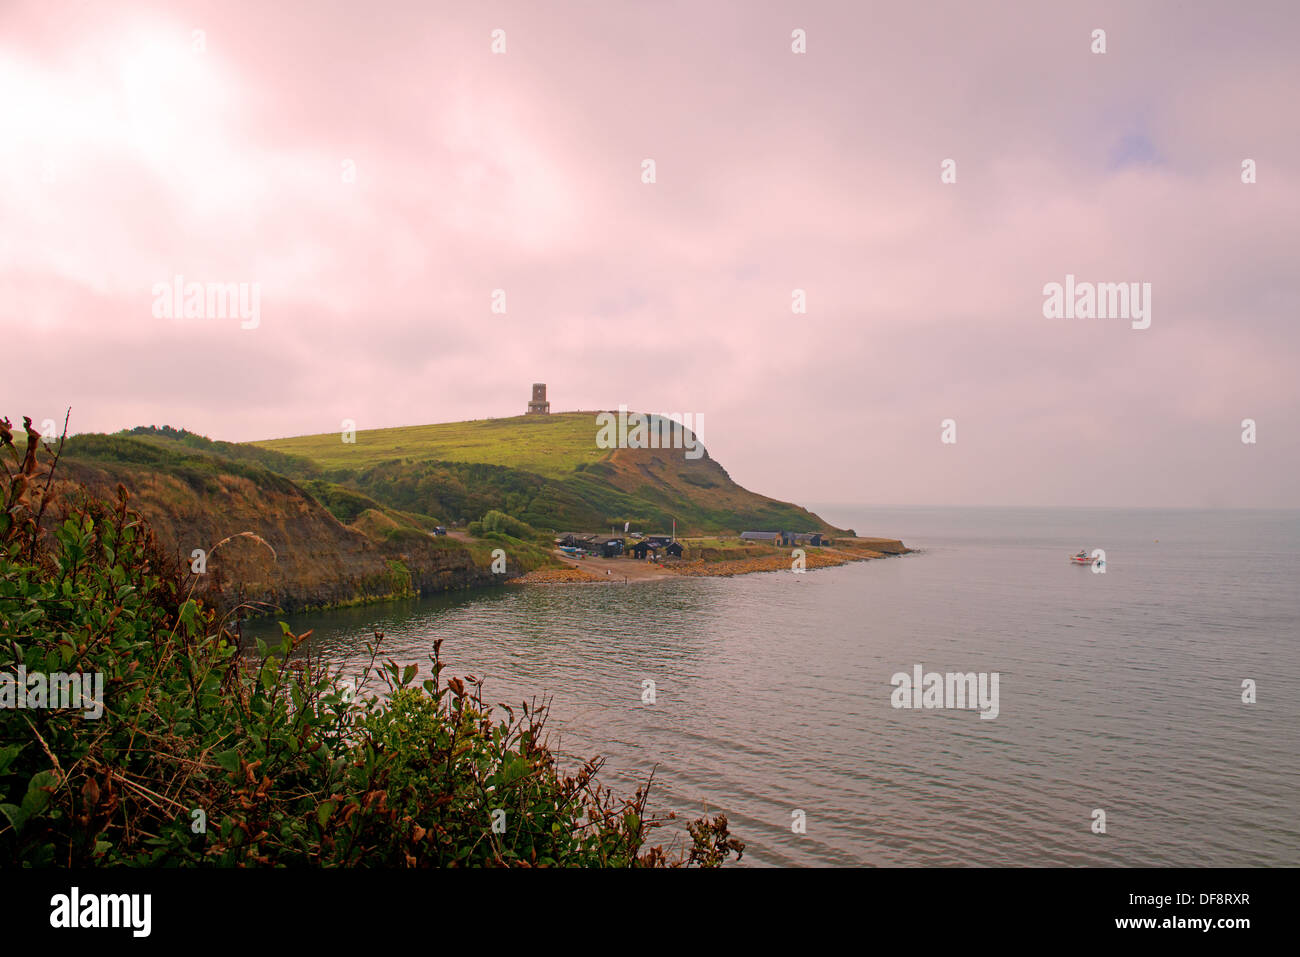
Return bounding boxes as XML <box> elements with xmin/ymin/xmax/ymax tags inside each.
<box><xmin>527</xmin><ymin>383</ymin><xmax>550</xmax><ymax>415</ymax></box>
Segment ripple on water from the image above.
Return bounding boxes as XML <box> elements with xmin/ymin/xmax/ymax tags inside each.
<box><xmin>245</xmin><ymin>508</ymin><xmax>1300</xmax><ymax>866</ymax></box>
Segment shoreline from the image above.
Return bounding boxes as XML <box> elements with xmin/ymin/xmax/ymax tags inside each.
<box><xmin>507</xmin><ymin>538</ymin><xmax>911</xmax><ymax>585</ymax></box>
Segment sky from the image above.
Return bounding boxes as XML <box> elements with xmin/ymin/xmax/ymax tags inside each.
<box><xmin>1</xmin><ymin>0</ymin><xmax>1297</xmax><ymax>508</ymax></box>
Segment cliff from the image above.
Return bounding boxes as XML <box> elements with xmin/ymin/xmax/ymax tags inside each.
<box><xmin>52</xmin><ymin>438</ymin><xmax>537</xmax><ymax>615</ymax></box>
<box><xmin>41</xmin><ymin>411</ymin><xmax>892</xmax><ymax>614</ymax></box>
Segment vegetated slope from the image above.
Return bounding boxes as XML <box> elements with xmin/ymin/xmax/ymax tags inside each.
<box><xmin>250</xmin><ymin>414</ymin><xmax>608</xmax><ymax>477</ymax></box>
<box><xmin>251</xmin><ymin>413</ymin><xmax>846</xmax><ymax>535</ymax></box>
<box><xmin>53</xmin><ymin>433</ymin><xmax>541</xmax><ymax>613</ymax></box>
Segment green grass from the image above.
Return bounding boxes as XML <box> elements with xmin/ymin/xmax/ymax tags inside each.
<box><xmin>61</xmin><ymin>433</ymin><xmax>302</xmax><ymax>498</ymax></box>
<box><xmin>677</xmin><ymin>536</ymin><xmax>780</xmax><ymax>560</ymax></box>
<box><xmin>680</xmin><ymin>536</ymin><xmax>762</xmax><ymax>552</ymax></box>
<box><xmin>252</xmin><ymin>413</ymin><xmax>613</xmax><ymax>479</ymax></box>
<box><xmin>118</xmin><ymin>425</ymin><xmax>322</xmax><ymax>478</ymax></box>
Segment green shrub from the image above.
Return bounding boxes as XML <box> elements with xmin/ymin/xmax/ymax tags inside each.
<box><xmin>477</xmin><ymin>509</ymin><xmax>536</xmax><ymax>540</ymax></box>
<box><xmin>383</xmin><ymin>526</ymin><xmax>431</xmax><ymax>546</ymax></box>
<box><xmin>302</xmin><ymin>481</ymin><xmax>388</xmax><ymax>524</ymax></box>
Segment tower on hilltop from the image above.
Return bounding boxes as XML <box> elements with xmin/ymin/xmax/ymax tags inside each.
<box><xmin>527</xmin><ymin>383</ymin><xmax>550</xmax><ymax>415</ymax></box>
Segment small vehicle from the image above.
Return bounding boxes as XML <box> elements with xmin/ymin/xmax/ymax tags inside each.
<box><xmin>433</xmin><ymin>526</ymin><xmax>447</xmax><ymax>536</ymax></box>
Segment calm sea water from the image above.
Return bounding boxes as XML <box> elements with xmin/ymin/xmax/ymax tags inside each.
<box><xmin>245</xmin><ymin>507</ymin><xmax>1300</xmax><ymax>867</ymax></box>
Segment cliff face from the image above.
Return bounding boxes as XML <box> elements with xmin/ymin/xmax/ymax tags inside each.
<box><xmin>54</xmin><ymin>460</ymin><xmax>507</xmax><ymax>615</ymax></box>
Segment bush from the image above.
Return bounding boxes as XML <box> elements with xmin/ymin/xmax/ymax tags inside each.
<box><xmin>0</xmin><ymin>416</ymin><xmax>742</xmax><ymax>867</ymax></box>
<box><xmin>477</xmin><ymin>509</ymin><xmax>537</xmax><ymax>540</ymax></box>
<box><xmin>303</xmin><ymin>481</ymin><xmax>387</xmax><ymax>524</ymax></box>
<box><xmin>383</xmin><ymin>526</ymin><xmax>431</xmax><ymax>546</ymax></box>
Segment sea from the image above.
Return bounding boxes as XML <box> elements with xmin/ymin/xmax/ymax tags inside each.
<box><xmin>243</xmin><ymin>506</ymin><xmax>1300</xmax><ymax>867</ymax></box>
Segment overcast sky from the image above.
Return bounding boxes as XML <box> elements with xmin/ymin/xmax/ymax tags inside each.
<box><xmin>2</xmin><ymin>0</ymin><xmax>1297</xmax><ymax>507</ymax></box>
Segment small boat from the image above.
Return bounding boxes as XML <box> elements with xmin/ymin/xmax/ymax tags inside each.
<box><xmin>1069</xmin><ymin>550</ymin><xmax>1093</xmax><ymax>564</ymax></box>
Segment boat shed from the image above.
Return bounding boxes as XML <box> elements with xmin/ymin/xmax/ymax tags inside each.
<box><xmin>590</xmin><ymin>536</ymin><xmax>625</xmax><ymax>557</ymax></box>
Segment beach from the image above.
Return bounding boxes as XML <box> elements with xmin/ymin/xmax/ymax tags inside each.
<box><xmin>507</xmin><ymin>537</ymin><xmax>910</xmax><ymax>584</ymax></box>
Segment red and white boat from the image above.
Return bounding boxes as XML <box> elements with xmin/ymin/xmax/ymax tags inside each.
<box><xmin>1069</xmin><ymin>550</ymin><xmax>1092</xmax><ymax>564</ymax></box>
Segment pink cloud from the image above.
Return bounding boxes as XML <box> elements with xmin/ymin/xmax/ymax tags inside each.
<box><xmin>2</xmin><ymin>0</ymin><xmax>1296</xmax><ymax>507</ymax></box>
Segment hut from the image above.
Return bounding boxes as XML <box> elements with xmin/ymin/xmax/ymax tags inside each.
<box><xmin>591</xmin><ymin>536</ymin><xmax>625</xmax><ymax>557</ymax></box>
<box><xmin>791</xmin><ymin>532</ymin><xmax>824</xmax><ymax>547</ymax></box>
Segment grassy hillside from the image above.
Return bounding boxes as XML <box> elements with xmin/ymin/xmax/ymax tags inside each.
<box><xmin>52</xmin><ymin>431</ymin><xmax>553</xmax><ymax>614</ymax></box>
<box><xmin>251</xmin><ymin>413</ymin><xmax>845</xmax><ymax>536</ymax></box>
<box><xmin>254</xmin><ymin>413</ymin><xmax>605</xmax><ymax>478</ymax></box>
<box><xmin>34</xmin><ymin>409</ymin><xmax>859</xmax><ymax>607</ymax></box>
<box><xmin>11</xmin><ymin>410</ymin><xmax>875</xmax><ymax>617</ymax></box>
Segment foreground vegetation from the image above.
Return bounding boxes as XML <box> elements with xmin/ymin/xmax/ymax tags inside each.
<box><xmin>0</xmin><ymin>416</ymin><xmax>742</xmax><ymax>867</ymax></box>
